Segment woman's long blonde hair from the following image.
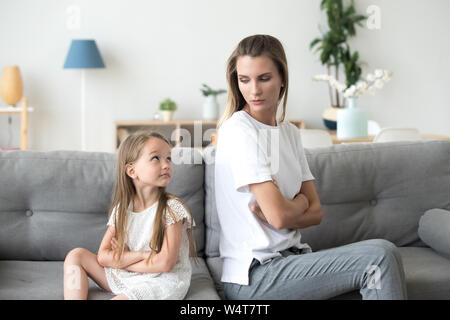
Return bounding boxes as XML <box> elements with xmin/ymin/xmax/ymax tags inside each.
<box><xmin>108</xmin><ymin>131</ymin><xmax>197</xmax><ymax>268</ymax></box>
<box><xmin>217</xmin><ymin>34</ymin><xmax>290</xmax><ymax>129</ymax></box>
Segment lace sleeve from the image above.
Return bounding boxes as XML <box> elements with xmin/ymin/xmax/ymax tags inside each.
<box><xmin>165</xmin><ymin>198</ymin><xmax>195</xmax><ymax>229</ymax></box>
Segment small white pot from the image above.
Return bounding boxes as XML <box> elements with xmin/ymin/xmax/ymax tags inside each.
<box><xmin>161</xmin><ymin>110</ymin><xmax>174</xmax><ymax>122</ymax></box>
<box><xmin>203</xmin><ymin>95</ymin><xmax>218</xmax><ymax>120</ymax></box>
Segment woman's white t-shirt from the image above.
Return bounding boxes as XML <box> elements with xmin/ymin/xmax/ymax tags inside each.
<box><xmin>215</xmin><ymin>110</ymin><xmax>315</xmax><ymax>285</ymax></box>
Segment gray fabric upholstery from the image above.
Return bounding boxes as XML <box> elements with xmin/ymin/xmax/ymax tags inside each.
<box><xmin>0</xmin><ymin>151</ymin><xmax>116</xmax><ymax>260</ymax></box>
<box><xmin>418</xmin><ymin>208</ymin><xmax>450</xmax><ymax>258</ymax></box>
<box><xmin>398</xmin><ymin>247</ymin><xmax>450</xmax><ymax>299</ymax></box>
<box><xmin>300</xmin><ymin>141</ymin><xmax>450</xmax><ymax>251</ymax></box>
<box><xmin>0</xmin><ymin>258</ymin><xmax>219</xmax><ymax>300</ymax></box>
<box><xmin>168</xmin><ymin>147</ymin><xmax>205</xmax><ymax>256</ymax></box>
<box><xmin>204</xmin><ymin>147</ymin><xmax>220</xmax><ymax>258</ymax></box>
<box><xmin>206</xmin><ymin>257</ymin><xmax>225</xmax><ymax>299</ymax></box>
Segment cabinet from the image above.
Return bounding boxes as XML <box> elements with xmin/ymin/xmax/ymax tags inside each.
<box><xmin>115</xmin><ymin>119</ymin><xmax>305</xmax><ymax>149</ymax></box>
<box><xmin>0</xmin><ymin>97</ymin><xmax>33</xmax><ymax>150</ymax></box>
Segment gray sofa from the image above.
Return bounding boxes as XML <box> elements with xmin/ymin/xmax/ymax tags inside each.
<box><xmin>1</xmin><ymin>140</ymin><xmax>449</xmax><ymax>299</ymax></box>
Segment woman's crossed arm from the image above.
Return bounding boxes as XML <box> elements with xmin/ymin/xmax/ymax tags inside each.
<box><xmin>249</xmin><ymin>179</ymin><xmax>323</xmax><ymax>230</ymax></box>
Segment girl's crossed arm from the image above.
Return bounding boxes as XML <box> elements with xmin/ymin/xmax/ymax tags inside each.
<box><xmin>97</xmin><ymin>226</ymin><xmax>147</xmax><ymax>269</ymax></box>
<box><xmin>125</xmin><ymin>220</ymin><xmax>183</xmax><ymax>273</ymax></box>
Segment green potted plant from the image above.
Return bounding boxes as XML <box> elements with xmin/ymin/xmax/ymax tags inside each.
<box><xmin>159</xmin><ymin>98</ymin><xmax>177</xmax><ymax>122</ymax></box>
<box><xmin>310</xmin><ymin>0</ymin><xmax>367</xmax><ymax>129</ymax></box>
<box><xmin>200</xmin><ymin>84</ymin><xmax>226</xmax><ymax>120</ymax></box>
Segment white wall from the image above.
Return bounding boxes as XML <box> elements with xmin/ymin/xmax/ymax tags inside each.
<box><xmin>1</xmin><ymin>0</ymin><xmax>449</xmax><ymax>152</ymax></box>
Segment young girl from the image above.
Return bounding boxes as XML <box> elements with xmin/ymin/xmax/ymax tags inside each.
<box><xmin>63</xmin><ymin>131</ymin><xmax>197</xmax><ymax>300</ymax></box>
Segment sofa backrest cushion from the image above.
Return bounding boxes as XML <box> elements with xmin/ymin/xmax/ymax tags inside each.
<box><xmin>205</xmin><ymin>140</ymin><xmax>450</xmax><ymax>257</ymax></box>
<box><xmin>0</xmin><ymin>148</ymin><xmax>205</xmax><ymax>261</ymax></box>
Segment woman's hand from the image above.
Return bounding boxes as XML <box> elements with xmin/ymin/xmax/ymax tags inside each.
<box><xmin>294</xmin><ymin>192</ymin><xmax>310</xmax><ymax>211</ymax></box>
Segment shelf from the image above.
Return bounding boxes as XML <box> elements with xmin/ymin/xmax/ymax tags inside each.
<box><xmin>0</xmin><ymin>98</ymin><xmax>31</xmax><ymax>150</ymax></box>
<box><xmin>0</xmin><ymin>106</ymin><xmax>34</xmax><ymax>114</ymax></box>
<box><xmin>115</xmin><ymin>119</ymin><xmax>305</xmax><ymax>149</ymax></box>
<box><xmin>328</xmin><ymin>130</ymin><xmax>450</xmax><ymax>144</ymax></box>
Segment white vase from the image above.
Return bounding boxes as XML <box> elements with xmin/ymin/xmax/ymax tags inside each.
<box><xmin>203</xmin><ymin>95</ymin><xmax>218</xmax><ymax>120</ymax></box>
<box><xmin>161</xmin><ymin>110</ymin><xmax>174</xmax><ymax>122</ymax></box>
<box><xmin>337</xmin><ymin>97</ymin><xmax>368</xmax><ymax>139</ymax></box>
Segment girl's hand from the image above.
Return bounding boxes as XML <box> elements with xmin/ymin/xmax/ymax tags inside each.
<box><xmin>110</xmin><ymin>237</ymin><xmax>129</xmax><ymax>252</ymax></box>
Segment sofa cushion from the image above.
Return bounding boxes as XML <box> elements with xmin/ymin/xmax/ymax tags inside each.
<box><xmin>206</xmin><ymin>256</ymin><xmax>226</xmax><ymax>299</ymax></box>
<box><xmin>300</xmin><ymin>141</ymin><xmax>450</xmax><ymax>251</ymax></box>
<box><xmin>418</xmin><ymin>208</ymin><xmax>450</xmax><ymax>258</ymax></box>
<box><xmin>0</xmin><ymin>258</ymin><xmax>219</xmax><ymax>300</ymax></box>
<box><xmin>204</xmin><ymin>147</ymin><xmax>221</xmax><ymax>258</ymax></box>
<box><xmin>0</xmin><ymin>151</ymin><xmax>116</xmax><ymax>261</ymax></box>
<box><xmin>168</xmin><ymin>147</ymin><xmax>205</xmax><ymax>256</ymax></box>
<box><xmin>398</xmin><ymin>247</ymin><xmax>450</xmax><ymax>299</ymax></box>
<box><xmin>0</xmin><ymin>148</ymin><xmax>206</xmax><ymax>260</ymax></box>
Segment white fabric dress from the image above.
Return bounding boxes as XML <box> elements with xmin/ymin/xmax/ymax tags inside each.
<box><xmin>104</xmin><ymin>198</ymin><xmax>195</xmax><ymax>300</ymax></box>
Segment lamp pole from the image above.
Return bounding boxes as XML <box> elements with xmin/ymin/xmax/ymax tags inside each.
<box><xmin>63</xmin><ymin>39</ymin><xmax>105</xmax><ymax>151</ymax></box>
<box><xmin>81</xmin><ymin>69</ymin><xmax>86</xmax><ymax>151</ymax></box>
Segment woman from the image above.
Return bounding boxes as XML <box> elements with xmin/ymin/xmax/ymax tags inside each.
<box><xmin>214</xmin><ymin>34</ymin><xmax>407</xmax><ymax>300</ymax></box>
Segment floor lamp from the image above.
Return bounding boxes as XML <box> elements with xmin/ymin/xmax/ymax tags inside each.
<box><xmin>63</xmin><ymin>39</ymin><xmax>105</xmax><ymax>150</ymax></box>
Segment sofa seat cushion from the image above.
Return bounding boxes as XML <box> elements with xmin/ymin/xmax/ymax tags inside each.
<box><xmin>0</xmin><ymin>258</ymin><xmax>220</xmax><ymax>300</ymax></box>
<box><xmin>398</xmin><ymin>247</ymin><xmax>450</xmax><ymax>300</ymax></box>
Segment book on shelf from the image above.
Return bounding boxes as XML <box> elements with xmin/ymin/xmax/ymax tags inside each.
<box><xmin>0</xmin><ymin>147</ymin><xmax>21</xmax><ymax>150</ymax></box>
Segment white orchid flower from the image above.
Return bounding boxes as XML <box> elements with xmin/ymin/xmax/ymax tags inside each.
<box><xmin>356</xmin><ymin>81</ymin><xmax>368</xmax><ymax>90</ymax></box>
<box><xmin>382</xmin><ymin>71</ymin><xmax>392</xmax><ymax>82</ymax></box>
<box><xmin>366</xmin><ymin>73</ymin><xmax>375</xmax><ymax>82</ymax></box>
<box><xmin>368</xmin><ymin>86</ymin><xmax>377</xmax><ymax>95</ymax></box>
<box><xmin>374</xmin><ymin>69</ymin><xmax>384</xmax><ymax>78</ymax></box>
<box><xmin>374</xmin><ymin>80</ymin><xmax>384</xmax><ymax>89</ymax></box>
<box><xmin>313</xmin><ymin>74</ymin><xmax>332</xmax><ymax>81</ymax></box>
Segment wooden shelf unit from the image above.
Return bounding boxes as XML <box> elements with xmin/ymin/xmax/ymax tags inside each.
<box><xmin>115</xmin><ymin>119</ymin><xmax>305</xmax><ymax>149</ymax></box>
<box><xmin>0</xmin><ymin>97</ymin><xmax>33</xmax><ymax>150</ymax></box>
<box><xmin>327</xmin><ymin>130</ymin><xmax>450</xmax><ymax>144</ymax></box>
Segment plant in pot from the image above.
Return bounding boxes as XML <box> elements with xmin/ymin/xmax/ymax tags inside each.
<box><xmin>200</xmin><ymin>84</ymin><xmax>226</xmax><ymax>120</ymax></box>
<box><xmin>310</xmin><ymin>0</ymin><xmax>367</xmax><ymax>131</ymax></box>
<box><xmin>159</xmin><ymin>98</ymin><xmax>177</xmax><ymax>122</ymax></box>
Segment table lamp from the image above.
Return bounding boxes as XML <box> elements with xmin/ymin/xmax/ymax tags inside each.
<box><xmin>63</xmin><ymin>39</ymin><xmax>105</xmax><ymax>150</ymax></box>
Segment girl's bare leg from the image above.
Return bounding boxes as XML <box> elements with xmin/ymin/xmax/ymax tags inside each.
<box><xmin>111</xmin><ymin>293</ymin><xmax>129</xmax><ymax>300</ymax></box>
<box><xmin>64</xmin><ymin>248</ymin><xmax>112</xmax><ymax>300</ymax></box>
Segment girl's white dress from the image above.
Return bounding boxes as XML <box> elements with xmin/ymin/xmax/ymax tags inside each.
<box><xmin>104</xmin><ymin>198</ymin><xmax>195</xmax><ymax>300</ymax></box>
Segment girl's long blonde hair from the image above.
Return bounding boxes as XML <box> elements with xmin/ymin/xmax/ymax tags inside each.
<box><xmin>217</xmin><ymin>34</ymin><xmax>290</xmax><ymax>129</ymax></box>
<box><xmin>108</xmin><ymin>131</ymin><xmax>197</xmax><ymax>268</ymax></box>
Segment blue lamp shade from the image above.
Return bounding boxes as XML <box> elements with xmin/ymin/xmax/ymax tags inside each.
<box><xmin>63</xmin><ymin>39</ymin><xmax>105</xmax><ymax>69</ymax></box>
